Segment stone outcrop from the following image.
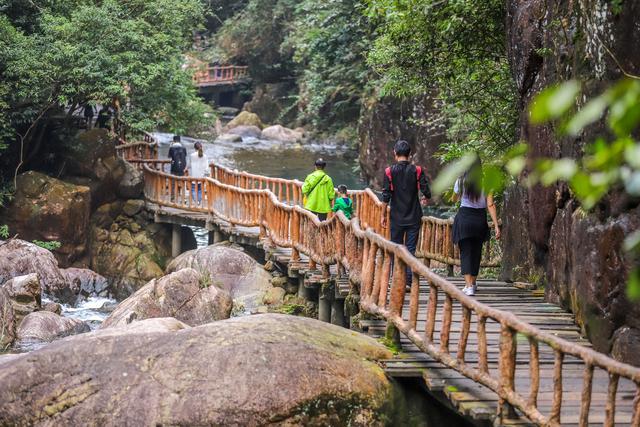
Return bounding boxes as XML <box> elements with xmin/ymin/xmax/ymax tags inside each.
<box><xmin>503</xmin><ymin>0</ymin><xmax>640</xmax><ymax>364</ymax></box>
<box><xmin>215</xmin><ymin>133</ymin><xmax>242</xmax><ymax>143</ymax></box>
<box><xmin>101</xmin><ymin>268</ymin><xmax>232</xmax><ymax>328</ymax></box>
<box><xmin>0</xmin><ymin>172</ymin><xmax>91</xmax><ymax>266</ymax></box>
<box><xmin>166</xmin><ymin>244</ymin><xmax>272</xmax><ymax>312</ymax></box>
<box><xmin>1</xmin><ymin>274</ymin><xmax>41</xmax><ymax>326</ymax></box>
<box><xmin>0</xmin><ymin>314</ymin><xmax>395</xmax><ymax>425</ymax></box>
<box><xmin>261</xmin><ymin>124</ymin><xmax>303</xmax><ymax>143</ymax></box>
<box><xmin>224</xmin><ymin>111</ymin><xmax>264</xmax><ymax>130</ymax></box>
<box><xmin>226</xmin><ymin>125</ymin><xmax>262</xmax><ymax>139</ymax></box>
<box><xmin>0</xmin><ymin>288</ymin><xmax>16</xmax><ymax>348</ymax></box>
<box><xmin>16</xmin><ymin>311</ymin><xmax>89</xmax><ymax>343</ymax></box>
<box><xmin>357</xmin><ymin>93</ymin><xmax>446</xmax><ymax>189</ymax></box>
<box><xmin>243</xmin><ymin>82</ymin><xmax>298</xmax><ymax>126</ymax></box>
<box><xmin>89</xmin><ymin>200</ymin><xmax>178</xmax><ymax>299</ymax></box>
<box><xmin>60</xmin><ymin>268</ymin><xmax>112</xmax><ymax>302</ymax></box>
<box><xmin>0</xmin><ymin>239</ymin><xmax>69</xmax><ymax>303</ymax></box>
<box><xmin>117</xmin><ymin>160</ymin><xmax>143</xmax><ymax>199</ymax></box>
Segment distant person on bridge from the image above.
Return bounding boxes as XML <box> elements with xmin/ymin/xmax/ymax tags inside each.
<box><xmin>95</xmin><ymin>106</ymin><xmax>112</xmax><ymax>129</ymax></box>
<box><xmin>169</xmin><ymin>135</ymin><xmax>187</xmax><ymax>176</ymax></box>
<box><xmin>332</xmin><ymin>185</ymin><xmax>353</xmax><ymax>219</ymax></box>
<box><xmin>381</xmin><ymin>140</ymin><xmax>431</xmax><ymax>287</ymax></box>
<box><xmin>83</xmin><ymin>103</ymin><xmax>95</xmax><ymax>129</ymax></box>
<box><xmin>452</xmin><ymin>156</ymin><xmax>500</xmax><ymax>296</ymax></box>
<box><xmin>302</xmin><ymin>158</ymin><xmax>335</xmax><ymax>221</ymax></box>
<box><xmin>190</xmin><ymin>141</ymin><xmax>209</xmax><ymax>204</ymax></box>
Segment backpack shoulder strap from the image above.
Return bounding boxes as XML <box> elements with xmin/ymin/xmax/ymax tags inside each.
<box><xmin>385</xmin><ymin>167</ymin><xmax>394</xmax><ymax>191</ymax></box>
<box><xmin>415</xmin><ymin>166</ymin><xmax>423</xmax><ymax>191</ymax></box>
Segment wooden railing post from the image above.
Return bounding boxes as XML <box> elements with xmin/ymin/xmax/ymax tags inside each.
<box><xmin>499</xmin><ymin>324</ymin><xmax>517</xmax><ymax>420</ymax></box>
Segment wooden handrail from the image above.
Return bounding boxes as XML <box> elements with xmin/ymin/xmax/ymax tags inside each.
<box><xmin>123</xmin><ymin>135</ymin><xmax>640</xmax><ymax>424</ymax></box>
<box><xmin>192</xmin><ymin>65</ymin><xmax>249</xmax><ymax>85</ymax></box>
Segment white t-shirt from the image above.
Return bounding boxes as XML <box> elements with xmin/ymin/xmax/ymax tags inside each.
<box><xmin>190</xmin><ymin>152</ymin><xmax>209</xmax><ymax>178</ymax></box>
<box><xmin>454</xmin><ymin>178</ymin><xmax>487</xmax><ymax>208</ymax></box>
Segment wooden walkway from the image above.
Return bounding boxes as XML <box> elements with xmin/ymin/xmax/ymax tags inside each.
<box><xmin>146</xmin><ymin>203</ymin><xmax>638</xmax><ymax>426</ymax></box>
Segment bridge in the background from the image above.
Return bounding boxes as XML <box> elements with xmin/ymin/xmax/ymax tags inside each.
<box><xmin>116</xmin><ymin>135</ymin><xmax>640</xmax><ymax>426</ymax></box>
<box><xmin>190</xmin><ymin>64</ymin><xmax>250</xmax><ymax>109</ymax></box>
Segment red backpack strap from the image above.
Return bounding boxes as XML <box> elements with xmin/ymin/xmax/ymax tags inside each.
<box><xmin>385</xmin><ymin>167</ymin><xmax>394</xmax><ymax>191</ymax></box>
<box><xmin>415</xmin><ymin>166</ymin><xmax>423</xmax><ymax>191</ymax></box>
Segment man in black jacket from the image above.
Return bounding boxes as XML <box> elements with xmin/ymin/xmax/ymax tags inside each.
<box><xmin>381</xmin><ymin>140</ymin><xmax>431</xmax><ymax>285</ymax></box>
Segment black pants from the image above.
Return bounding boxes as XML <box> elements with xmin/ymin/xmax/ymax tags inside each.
<box><xmin>458</xmin><ymin>237</ymin><xmax>483</xmax><ymax>276</ymax></box>
<box><xmin>390</xmin><ymin>223</ymin><xmax>420</xmax><ymax>285</ymax></box>
<box><xmin>311</xmin><ymin>212</ymin><xmax>327</xmax><ymax>221</ymax></box>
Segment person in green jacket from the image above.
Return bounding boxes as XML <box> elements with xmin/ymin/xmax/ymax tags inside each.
<box><xmin>332</xmin><ymin>184</ymin><xmax>353</xmax><ymax>219</ymax></box>
<box><xmin>302</xmin><ymin>158</ymin><xmax>335</xmax><ymax>221</ymax></box>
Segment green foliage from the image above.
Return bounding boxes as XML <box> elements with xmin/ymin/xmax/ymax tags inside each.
<box><xmin>365</xmin><ymin>0</ymin><xmax>518</xmax><ymax>161</ymax></box>
<box><xmin>285</xmin><ymin>0</ymin><xmax>374</xmax><ymax>130</ymax></box>
<box><xmin>32</xmin><ymin>240</ymin><xmax>61</xmax><ymax>251</ymax></box>
<box><xmin>0</xmin><ymin>225</ymin><xmax>8</xmax><ymax>239</ymax></box>
<box><xmin>0</xmin><ymin>0</ymin><xmax>211</xmax><ymax>172</ymax></box>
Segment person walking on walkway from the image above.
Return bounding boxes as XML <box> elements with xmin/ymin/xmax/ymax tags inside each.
<box><xmin>169</xmin><ymin>135</ymin><xmax>187</xmax><ymax>176</ymax></box>
<box><xmin>190</xmin><ymin>141</ymin><xmax>209</xmax><ymax>204</ymax></box>
<box><xmin>452</xmin><ymin>157</ymin><xmax>500</xmax><ymax>296</ymax></box>
<box><xmin>95</xmin><ymin>105</ymin><xmax>112</xmax><ymax>129</ymax></box>
<box><xmin>381</xmin><ymin>140</ymin><xmax>431</xmax><ymax>286</ymax></box>
<box><xmin>83</xmin><ymin>103</ymin><xmax>95</xmax><ymax>129</ymax></box>
<box><xmin>332</xmin><ymin>184</ymin><xmax>353</xmax><ymax>219</ymax></box>
<box><xmin>302</xmin><ymin>158</ymin><xmax>335</xmax><ymax>221</ymax></box>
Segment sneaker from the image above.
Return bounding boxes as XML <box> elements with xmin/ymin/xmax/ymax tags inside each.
<box><xmin>463</xmin><ymin>286</ymin><xmax>475</xmax><ymax>296</ymax></box>
<box><xmin>473</xmin><ymin>282</ymin><xmax>478</xmax><ymax>293</ymax></box>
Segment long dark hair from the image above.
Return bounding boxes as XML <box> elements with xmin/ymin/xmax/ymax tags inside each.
<box><xmin>462</xmin><ymin>157</ymin><xmax>483</xmax><ymax>202</ymax></box>
<box><xmin>194</xmin><ymin>141</ymin><xmax>203</xmax><ymax>158</ymax></box>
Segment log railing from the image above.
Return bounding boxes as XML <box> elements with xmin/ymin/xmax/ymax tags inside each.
<box><xmin>193</xmin><ymin>65</ymin><xmax>249</xmax><ymax>86</ymax></box>
<box><xmin>115</xmin><ymin>132</ymin><xmax>158</xmax><ymax>160</ymax></box>
<box><xmin>139</xmin><ymin>161</ymin><xmax>640</xmax><ymax>426</ymax></box>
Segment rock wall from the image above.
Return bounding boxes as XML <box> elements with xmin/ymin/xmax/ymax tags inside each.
<box><xmin>504</xmin><ymin>0</ymin><xmax>640</xmax><ymax>363</ymax></box>
<box><xmin>358</xmin><ymin>94</ymin><xmax>446</xmax><ymax>189</ymax></box>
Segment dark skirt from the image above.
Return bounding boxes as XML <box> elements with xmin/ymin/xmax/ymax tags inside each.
<box><xmin>453</xmin><ymin>207</ymin><xmax>489</xmax><ymax>244</ymax></box>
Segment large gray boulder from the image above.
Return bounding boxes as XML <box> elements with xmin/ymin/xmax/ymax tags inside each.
<box><xmin>226</xmin><ymin>125</ymin><xmax>262</xmax><ymax>139</ymax></box>
<box><xmin>0</xmin><ymin>239</ymin><xmax>69</xmax><ymax>303</ymax></box>
<box><xmin>261</xmin><ymin>124</ymin><xmax>303</xmax><ymax>143</ymax></box>
<box><xmin>116</xmin><ymin>160</ymin><xmax>143</xmax><ymax>199</ymax></box>
<box><xmin>0</xmin><ymin>288</ymin><xmax>16</xmax><ymax>348</ymax></box>
<box><xmin>16</xmin><ymin>311</ymin><xmax>89</xmax><ymax>343</ymax></box>
<box><xmin>101</xmin><ymin>268</ymin><xmax>232</xmax><ymax>328</ymax></box>
<box><xmin>60</xmin><ymin>268</ymin><xmax>112</xmax><ymax>303</ymax></box>
<box><xmin>166</xmin><ymin>244</ymin><xmax>272</xmax><ymax>312</ymax></box>
<box><xmin>0</xmin><ymin>314</ymin><xmax>395</xmax><ymax>425</ymax></box>
<box><xmin>1</xmin><ymin>274</ymin><xmax>41</xmax><ymax>326</ymax></box>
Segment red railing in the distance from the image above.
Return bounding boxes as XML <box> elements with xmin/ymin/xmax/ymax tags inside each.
<box><xmin>193</xmin><ymin>65</ymin><xmax>249</xmax><ymax>86</ymax></box>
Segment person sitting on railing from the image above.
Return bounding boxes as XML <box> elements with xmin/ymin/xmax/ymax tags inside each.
<box><xmin>381</xmin><ymin>140</ymin><xmax>431</xmax><ymax>288</ymax></box>
<box><xmin>302</xmin><ymin>158</ymin><xmax>335</xmax><ymax>221</ymax></box>
<box><xmin>452</xmin><ymin>156</ymin><xmax>500</xmax><ymax>296</ymax></box>
<box><xmin>331</xmin><ymin>185</ymin><xmax>353</xmax><ymax>220</ymax></box>
<box><xmin>190</xmin><ymin>141</ymin><xmax>209</xmax><ymax>204</ymax></box>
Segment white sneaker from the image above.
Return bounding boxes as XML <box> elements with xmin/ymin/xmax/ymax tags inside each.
<box><xmin>473</xmin><ymin>283</ymin><xmax>478</xmax><ymax>293</ymax></box>
<box><xmin>463</xmin><ymin>286</ymin><xmax>475</xmax><ymax>296</ymax></box>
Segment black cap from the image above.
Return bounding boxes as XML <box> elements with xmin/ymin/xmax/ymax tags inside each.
<box><xmin>314</xmin><ymin>158</ymin><xmax>327</xmax><ymax>167</ymax></box>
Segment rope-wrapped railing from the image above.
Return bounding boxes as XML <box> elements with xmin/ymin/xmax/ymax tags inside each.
<box><xmin>139</xmin><ymin>160</ymin><xmax>640</xmax><ymax>425</ymax></box>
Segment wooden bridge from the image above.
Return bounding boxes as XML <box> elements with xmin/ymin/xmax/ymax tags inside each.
<box><xmin>116</xmin><ymin>135</ymin><xmax>640</xmax><ymax>426</ymax></box>
<box><xmin>192</xmin><ymin>64</ymin><xmax>249</xmax><ymax>87</ymax></box>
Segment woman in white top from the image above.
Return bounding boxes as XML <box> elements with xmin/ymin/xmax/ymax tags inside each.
<box><xmin>452</xmin><ymin>157</ymin><xmax>500</xmax><ymax>296</ymax></box>
<box><xmin>190</xmin><ymin>141</ymin><xmax>209</xmax><ymax>204</ymax></box>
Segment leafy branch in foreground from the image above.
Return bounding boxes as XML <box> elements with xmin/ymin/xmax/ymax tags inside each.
<box><xmin>431</xmin><ymin>78</ymin><xmax>640</xmax><ymax>298</ymax></box>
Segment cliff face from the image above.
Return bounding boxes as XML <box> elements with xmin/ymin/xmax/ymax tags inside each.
<box><xmin>504</xmin><ymin>0</ymin><xmax>640</xmax><ymax>363</ymax></box>
<box><xmin>358</xmin><ymin>94</ymin><xmax>446</xmax><ymax>189</ymax></box>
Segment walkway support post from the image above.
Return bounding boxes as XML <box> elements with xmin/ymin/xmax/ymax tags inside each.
<box><xmin>318</xmin><ymin>282</ymin><xmax>333</xmax><ymax>323</ymax></box>
<box><xmin>172</xmin><ymin>223</ymin><xmax>182</xmax><ymax>258</ymax></box>
<box><xmin>331</xmin><ymin>297</ymin><xmax>345</xmax><ymax>327</ymax></box>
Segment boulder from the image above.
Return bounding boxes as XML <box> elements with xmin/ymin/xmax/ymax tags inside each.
<box><xmin>1</xmin><ymin>274</ymin><xmax>41</xmax><ymax>325</ymax></box>
<box><xmin>0</xmin><ymin>239</ymin><xmax>69</xmax><ymax>303</ymax></box>
<box><xmin>226</xmin><ymin>125</ymin><xmax>262</xmax><ymax>139</ymax></box>
<box><xmin>224</xmin><ymin>111</ymin><xmax>264</xmax><ymax>130</ymax></box>
<box><xmin>90</xmin><ymin>202</ymin><xmax>174</xmax><ymax>299</ymax></box>
<box><xmin>60</xmin><ymin>268</ymin><xmax>112</xmax><ymax>302</ymax></box>
<box><xmin>262</xmin><ymin>286</ymin><xmax>286</xmax><ymax>306</ymax></box>
<box><xmin>42</xmin><ymin>302</ymin><xmax>62</xmax><ymax>315</ymax></box>
<box><xmin>62</xmin><ymin>128</ymin><xmax>127</xmax><ymax>209</ymax></box>
<box><xmin>16</xmin><ymin>311</ymin><xmax>89</xmax><ymax>343</ymax></box>
<box><xmin>116</xmin><ymin>160</ymin><xmax>143</xmax><ymax>199</ymax></box>
<box><xmin>0</xmin><ymin>172</ymin><xmax>91</xmax><ymax>266</ymax></box>
<box><xmin>166</xmin><ymin>244</ymin><xmax>272</xmax><ymax>312</ymax></box>
<box><xmin>0</xmin><ymin>314</ymin><xmax>395</xmax><ymax>425</ymax></box>
<box><xmin>261</xmin><ymin>124</ymin><xmax>303</xmax><ymax>144</ymax></box>
<box><xmin>0</xmin><ymin>288</ymin><xmax>16</xmax><ymax>348</ymax></box>
<box><xmin>101</xmin><ymin>268</ymin><xmax>232</xmax><ymax>329</ymax></box>
<box><xmin>215</xmin><ymin>133</ymin><xmax>242</xmax><ymax>143</ymax></box>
